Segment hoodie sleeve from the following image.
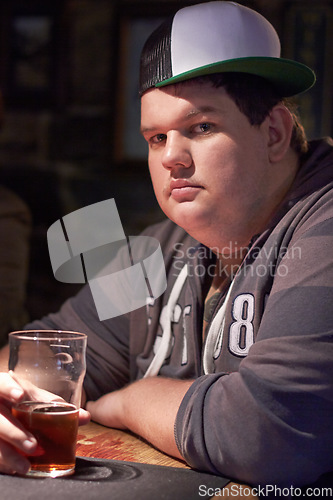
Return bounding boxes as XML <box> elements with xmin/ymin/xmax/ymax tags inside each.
<box><xmin>175</xmin><ymin>200</ymin><xmax>333</xmax><ymax>487</ymax></box>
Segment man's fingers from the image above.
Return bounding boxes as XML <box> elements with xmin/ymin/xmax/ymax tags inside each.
<box><xmin>78</xmin><ymin>408</ymin><xmax>91</xmax><ymax>426</ymax></box>
<box><xmin>0</xmin><ymin>402</ymin><xmax>37</xmax><ymax>454</ymax></box>
<box><xmin>0</xmin><ymin>439</ymin><xmax>31</xmax><ymax>476</ymax></box>
<box><xmin>0</xmin><ymin>372</ymin><xmax>37</xmax><ymax>475</ymax></box>
<box><xmin>86</xmin><ymin>392</ymin><xmax>126</xmax><ymax>429</ymax></box>
<box><xmin>0</xmin><ymin>373</ymin><xmax>24</xmax><ymax>404</ymax></box>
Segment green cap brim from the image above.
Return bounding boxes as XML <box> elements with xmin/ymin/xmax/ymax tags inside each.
<box><xmin>155</xmin><ymin>57</ymin><xmax>316</xmax><ymax>97</ymax></box>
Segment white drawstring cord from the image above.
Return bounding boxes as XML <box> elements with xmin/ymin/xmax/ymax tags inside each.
<box><xmin>144</xmin><ymin>264</ymin><xmax>188</xmax><ymax>377</ymax></box>
<box><xmin>202</xmin><ymin>279</ymin><xmax>235</xmax><ymax>374</ymax></box>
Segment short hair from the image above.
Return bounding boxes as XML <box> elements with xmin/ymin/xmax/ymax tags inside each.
<box><xmin>176</xmin><ymin>73</ymin><xmax>308</xmax><ymax>155</ymax></box>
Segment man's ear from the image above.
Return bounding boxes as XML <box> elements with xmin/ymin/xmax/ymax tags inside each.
<box><xmin>266</xmin><ymin>104</ymin><xmax>294</xmax><ymax>163</ymax></box>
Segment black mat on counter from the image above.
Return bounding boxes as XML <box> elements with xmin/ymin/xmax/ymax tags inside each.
<box><xmin>1</xmin><ymin>456</ymin><xmax>230</xmax><ymax>500</ymax></box>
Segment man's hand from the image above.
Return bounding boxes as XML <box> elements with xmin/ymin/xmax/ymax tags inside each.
<box><xmin>0</xmin><ymin>372</ymin><xmax>90</xmax><ymax>475</ymax></box>
<box><xmin>0</xmin><ymin>372</ymin><xmax>37</xmax><ymax>475</ymax></box>
<box><xmin>86</xmin><ymin>377</ymin><xmax>193</xmax><ymax>460</ymax></box>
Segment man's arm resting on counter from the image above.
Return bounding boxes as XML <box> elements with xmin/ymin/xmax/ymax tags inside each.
<box><xmin>86</xmin><ymin>377</ymin><xmax>194</xmax><ymax>460</ymax></box>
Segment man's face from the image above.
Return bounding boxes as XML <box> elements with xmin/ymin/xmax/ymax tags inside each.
<box><xmin>140</xmin><ymin>81</ymin><xmax>278</xmax><ymax>250</ymax></box>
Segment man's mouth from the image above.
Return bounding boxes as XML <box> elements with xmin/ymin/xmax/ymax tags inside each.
<box><xmin>169</xmin><ymin>179</ymin><xmax>203</xmax><ymax>201</ymax></box>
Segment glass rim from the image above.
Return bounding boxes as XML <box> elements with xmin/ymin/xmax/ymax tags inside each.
<box><xmin>13</xmin><ymin>400</ymin><xmax>79</xmax><ymax>413</ymax></box>
<box><xmin>9</xmin><ymin>330</ymin><xmax>87</xmax><ymax>341</ymax></box>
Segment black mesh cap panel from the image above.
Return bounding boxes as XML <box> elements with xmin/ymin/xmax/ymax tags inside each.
<box><xmin>139</xmin><ymin>16</ymin><xmax>173</xmax><ymax>95</ymax></box>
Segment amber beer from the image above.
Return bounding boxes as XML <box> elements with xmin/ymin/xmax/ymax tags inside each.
<box><xmin>12</xmin><ymin>401</ymin><xmax>79</xmax><ymax>477</ymax></box>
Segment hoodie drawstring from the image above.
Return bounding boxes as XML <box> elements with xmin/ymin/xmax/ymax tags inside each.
<box><xmin>144</xmin><ymin>264</ymin><xmax>189</xmax><ymax>377</ymax></box>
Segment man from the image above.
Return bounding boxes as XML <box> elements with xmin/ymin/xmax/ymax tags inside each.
<box><xmin>0</xmin><ymin>1</ymin><xmax>332</xmax><ymax>487</ymax></box>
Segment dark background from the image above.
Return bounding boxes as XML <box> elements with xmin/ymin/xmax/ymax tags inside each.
<box><xmin>0</xmin><ymin>0</ymin><xmax>332</xmax><ymax>321</ymax></box>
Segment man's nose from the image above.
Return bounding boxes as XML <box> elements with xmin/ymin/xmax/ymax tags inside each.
<box><xmin>161</xmin><ymin>132</ymin><xmax>192</xmax><ymax>171</ymax></box>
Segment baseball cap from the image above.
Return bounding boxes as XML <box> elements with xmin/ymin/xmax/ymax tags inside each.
<box><xmin>139</xmin><ymin>1</ymin><xmax>316</xmax><ymax>97</ymax></box>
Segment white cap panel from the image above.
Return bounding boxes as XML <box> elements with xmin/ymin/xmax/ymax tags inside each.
<box><xmin>170</xmin><ymin>1</ymin><xmax>281</xmax><ymax>77</ymax></box>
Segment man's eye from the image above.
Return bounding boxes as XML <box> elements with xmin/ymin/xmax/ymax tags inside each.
<box><xmin>151</xmin><ymin>133</ymin><xmax>167</xmax><ymax>144</ymax></box>
<box><xmin>194</xmin><ymin>123</ymin><xmax>211</xmax><ymax>133</ymax></box>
